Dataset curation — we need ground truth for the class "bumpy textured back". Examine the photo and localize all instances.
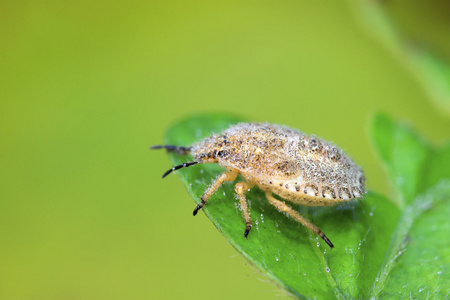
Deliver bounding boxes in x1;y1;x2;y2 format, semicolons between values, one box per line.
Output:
192;123;365;202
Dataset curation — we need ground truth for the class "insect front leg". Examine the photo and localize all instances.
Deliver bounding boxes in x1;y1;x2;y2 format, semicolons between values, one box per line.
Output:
193;169;239;216
234;181;255;238
265;192;334;248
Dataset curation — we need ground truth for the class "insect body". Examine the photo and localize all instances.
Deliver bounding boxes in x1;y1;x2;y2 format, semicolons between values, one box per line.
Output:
153;123;365;248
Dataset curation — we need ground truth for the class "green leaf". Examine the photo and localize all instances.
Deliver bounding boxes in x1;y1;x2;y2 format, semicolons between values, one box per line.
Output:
371;113;430;208
373;181;450;299
409;50;450;117
160;112;449;298
425;142;450;189
369;113;450;299
348;0;450;117
163;113;399;298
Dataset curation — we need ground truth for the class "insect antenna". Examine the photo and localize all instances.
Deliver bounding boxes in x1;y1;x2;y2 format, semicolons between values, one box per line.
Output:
162;161;199;178
151;145;192;155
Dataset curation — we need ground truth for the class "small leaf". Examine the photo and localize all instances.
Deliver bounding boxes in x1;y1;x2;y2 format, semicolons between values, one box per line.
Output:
409;50;450;117
371;113;430;208
373;181;450;299
368;114;450;298
162;113;399;298
349;0;450;117
425;143;450;189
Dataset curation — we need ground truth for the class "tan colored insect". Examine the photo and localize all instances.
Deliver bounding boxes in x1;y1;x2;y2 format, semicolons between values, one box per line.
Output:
153;123;365;248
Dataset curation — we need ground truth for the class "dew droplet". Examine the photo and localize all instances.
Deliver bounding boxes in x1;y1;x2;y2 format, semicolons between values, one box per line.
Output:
437;271;442;275
376;278;379;282
200;169;204;174
275;257;279;262
222;191;226;196
316;242;320;247
369;212;373;217
325;267;330;273
303;272;307;276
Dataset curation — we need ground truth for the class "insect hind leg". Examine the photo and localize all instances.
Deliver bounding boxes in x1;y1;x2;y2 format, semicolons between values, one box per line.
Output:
265;192;334;248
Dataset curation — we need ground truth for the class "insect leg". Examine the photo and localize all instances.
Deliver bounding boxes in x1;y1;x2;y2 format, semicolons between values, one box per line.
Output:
151;145;192;155
265;192;334;248
193;169;239;216
234;181;255;238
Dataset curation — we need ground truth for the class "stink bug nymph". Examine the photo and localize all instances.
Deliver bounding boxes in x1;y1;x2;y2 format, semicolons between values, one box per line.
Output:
153;123;366;248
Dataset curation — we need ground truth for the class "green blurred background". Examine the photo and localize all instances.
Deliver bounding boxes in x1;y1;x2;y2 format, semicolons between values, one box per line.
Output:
1;1;449;299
